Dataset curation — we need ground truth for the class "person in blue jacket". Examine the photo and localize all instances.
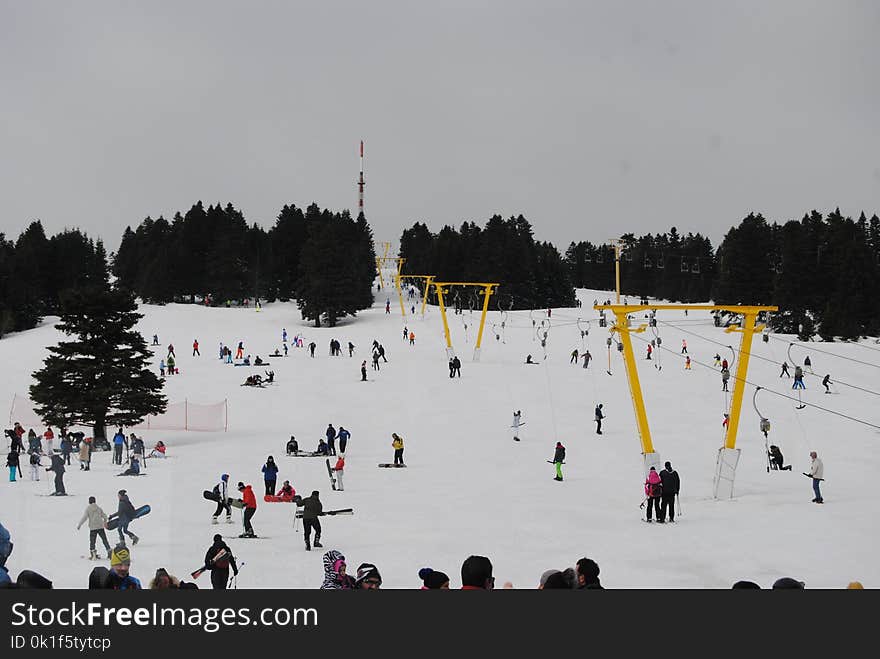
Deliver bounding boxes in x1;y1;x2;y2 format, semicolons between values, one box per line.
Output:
337;427;351;454
262;456;279;496
107;545;142;590
112;428;127;466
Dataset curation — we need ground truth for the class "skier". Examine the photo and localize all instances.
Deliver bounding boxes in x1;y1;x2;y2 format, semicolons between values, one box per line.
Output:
361;360;368;381
409;331;415;345
452;356;461;378
337;427;350;454
806;451;824;503
385;299;391;314
204;534;238;589
721;358;729;371
293;490;323;551
571;348;579;364
332;454;345;491
283;343;288;357
792;366;806;390
112;428;127;466
78;437;92;471
595;403;604;435
646;344;652;360
685;356;691;370
286;436;299;456
167;343;175;358
282;328;288;344
403;326;408;340
236;482;258;537
804;355;813;374
768;445;791;471
261;456;279;496
348;341;355;357
658;462;680;523
159;359;166;377
582;350;592;369
152;334;159;346
722;413;729;430
721;367;730;392
326;424;337;456
309;342;317;358
192;339;200;356
713;353;721;367
644;466;663;522
822;374;832;394
512;410;523;442
166;353;176;375
77;496;113;559
211;474;233;524
392;433;405;466
28;450;41;481
378;344;387;362
448;357;455;377
115;490;140;546
46;452;66;495
681;339;688;354
219;343;224;359
235;342;244;360
372;350;381;371
60;433;72;466
6;450;20;482
552;441;565;481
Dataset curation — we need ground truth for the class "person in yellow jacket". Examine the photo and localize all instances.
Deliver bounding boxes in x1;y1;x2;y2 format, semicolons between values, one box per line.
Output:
391;433;405;466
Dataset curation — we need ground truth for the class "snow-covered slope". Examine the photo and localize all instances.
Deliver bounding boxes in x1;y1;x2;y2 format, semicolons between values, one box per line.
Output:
2;288;878;588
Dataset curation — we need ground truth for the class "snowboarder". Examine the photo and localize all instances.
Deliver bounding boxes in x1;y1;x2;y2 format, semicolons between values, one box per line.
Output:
721;367;730;392
451;356;461;377
768;445;791;471
211;474;233;524
385;299;391;314
822;374;832;393
326;424;337;456
204;534;238;589
552;441;565;481
595;404;605;435
571;348;579;364
361;360;368;381
806;451;824;503
658;462;680;523
78;496;113;559
409;331;415;345
236;482;258;537
283;343;288;357
282;328;288;344
262;456;279;496
378;344;387;362
391;433;405;466
293;490;323;550
448;357;455;377
159;359;166;377
28;450;41;481
115;490;140;546
309;342;317;358
713;353;721;367
286;436;299;456
372;351;381;371
646;344;652;360
166;353;176;375
152;334;159;346
337;427;350;454
60;433;72;466
793;366;806;390
685;356;691;370
512;410;524;442
192;339;200;356
46;452;66;495
348;341;355;357
167;343;175;358
106;545;142;590
804;355;813;374
681;339;688;354
721;358;729;371
582;350;592;369
235;342;244;360
403;326;408;340
644;467;663;522
332;455;345;491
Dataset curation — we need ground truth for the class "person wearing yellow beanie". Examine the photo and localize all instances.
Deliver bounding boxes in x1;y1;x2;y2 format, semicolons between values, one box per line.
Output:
847;581;864;589
108;545;141;590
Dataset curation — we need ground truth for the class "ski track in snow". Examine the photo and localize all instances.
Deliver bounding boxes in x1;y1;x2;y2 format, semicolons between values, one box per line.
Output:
1;289;878;589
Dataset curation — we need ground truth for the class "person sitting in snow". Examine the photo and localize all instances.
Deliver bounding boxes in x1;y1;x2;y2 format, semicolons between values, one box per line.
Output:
316;438;329;456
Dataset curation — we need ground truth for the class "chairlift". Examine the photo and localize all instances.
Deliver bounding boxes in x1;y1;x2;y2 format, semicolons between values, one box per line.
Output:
644;256;652;269
625;250;633;263
585;252;592;263
596;251;604;264
656;256;664;270
680;257;688;273
775;262;783;274
691;261;700;274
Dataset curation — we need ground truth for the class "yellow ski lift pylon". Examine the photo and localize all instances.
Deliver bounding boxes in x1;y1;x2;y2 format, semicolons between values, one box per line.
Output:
433;282;500;361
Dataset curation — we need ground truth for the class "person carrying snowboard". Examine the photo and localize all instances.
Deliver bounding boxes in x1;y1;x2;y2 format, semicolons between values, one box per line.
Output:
204;534;238;590
332;454;345;491
114;489;140;546
644;466;663;522
293;490;323;551
78;496;113;559
262;456;279;496
391;433;405;466
236;482;257;537
595;403;605;435
211;474;233;525
552;441;565;481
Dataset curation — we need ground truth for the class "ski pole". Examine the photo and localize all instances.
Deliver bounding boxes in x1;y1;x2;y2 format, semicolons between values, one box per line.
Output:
676;494;682;517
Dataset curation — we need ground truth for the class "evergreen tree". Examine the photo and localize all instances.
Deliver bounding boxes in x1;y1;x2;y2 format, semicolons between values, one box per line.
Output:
29;285;167;440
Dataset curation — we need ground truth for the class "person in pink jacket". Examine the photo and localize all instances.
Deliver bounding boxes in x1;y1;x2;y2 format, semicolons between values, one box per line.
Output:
644;466;663;522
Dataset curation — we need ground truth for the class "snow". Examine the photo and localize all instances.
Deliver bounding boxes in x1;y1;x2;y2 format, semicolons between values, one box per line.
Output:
2;288;878;589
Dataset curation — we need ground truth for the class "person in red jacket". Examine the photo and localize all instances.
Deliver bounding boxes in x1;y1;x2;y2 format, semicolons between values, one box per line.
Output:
192;339;200;356
333;455;345;491
236;482;257;538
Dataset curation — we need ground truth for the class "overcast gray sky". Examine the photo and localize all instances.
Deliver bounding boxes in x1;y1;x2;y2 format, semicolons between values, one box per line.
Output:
2;0;878;252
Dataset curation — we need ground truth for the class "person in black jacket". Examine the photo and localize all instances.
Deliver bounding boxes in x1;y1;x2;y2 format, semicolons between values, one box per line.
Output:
114;490;140;546
46;453;66;495
552;442;565;481
204;534;239;590
293;490;323;551
658;461;680;523
575;557;603;589
325;424;337;456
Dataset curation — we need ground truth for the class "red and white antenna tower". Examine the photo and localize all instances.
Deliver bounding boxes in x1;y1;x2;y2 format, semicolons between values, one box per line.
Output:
357;140;365;217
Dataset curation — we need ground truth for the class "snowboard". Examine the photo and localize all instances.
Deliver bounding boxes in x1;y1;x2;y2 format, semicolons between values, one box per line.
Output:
192;548;227;578
226;535;269;540
203;490;220;502
229;499;245;509
295;507;353;518
286;451;324;458
326;459;337;490
263;494;296;503
377;463;407;468
106;505;151;530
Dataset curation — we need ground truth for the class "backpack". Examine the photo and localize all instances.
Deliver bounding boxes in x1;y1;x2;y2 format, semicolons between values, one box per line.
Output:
649;481;663;497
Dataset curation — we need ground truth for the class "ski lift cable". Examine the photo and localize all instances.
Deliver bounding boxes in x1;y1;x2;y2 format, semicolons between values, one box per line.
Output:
661;320;880;397
629;332;880;431
774;335;880;370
